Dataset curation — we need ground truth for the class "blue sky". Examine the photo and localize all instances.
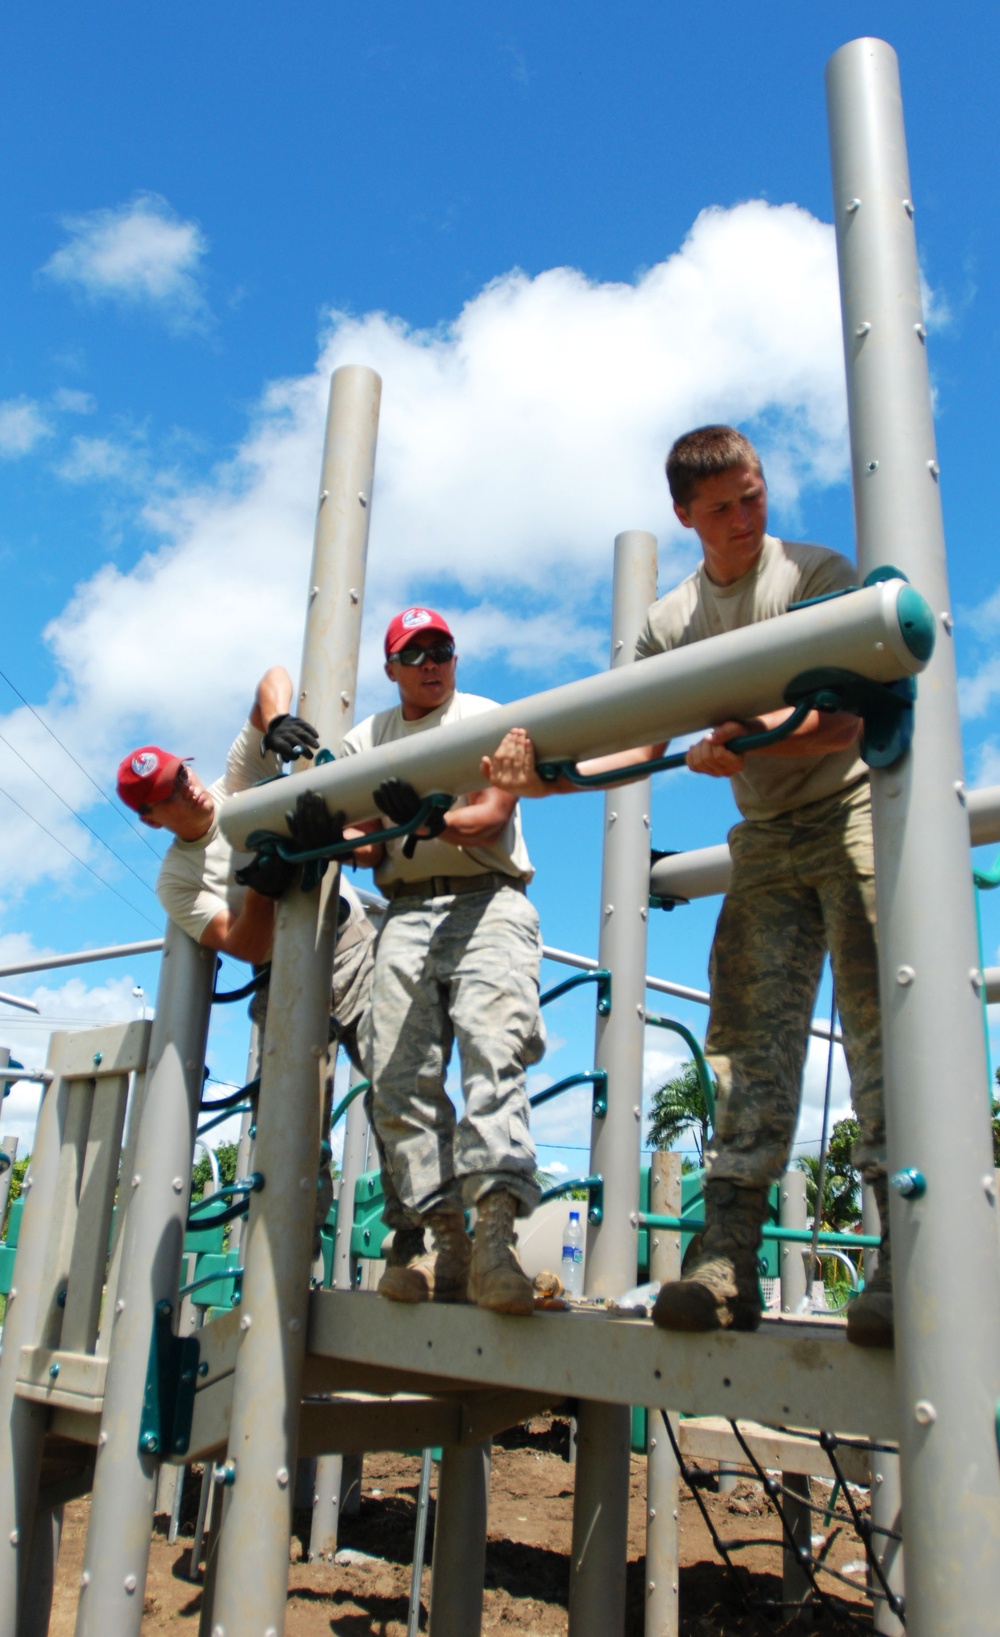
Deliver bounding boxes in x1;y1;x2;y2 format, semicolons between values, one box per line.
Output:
2;3;1000;1171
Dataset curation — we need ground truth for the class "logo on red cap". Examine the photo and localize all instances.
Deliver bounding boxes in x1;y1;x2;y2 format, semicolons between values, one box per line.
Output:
116;745;187;812
384;606;454;657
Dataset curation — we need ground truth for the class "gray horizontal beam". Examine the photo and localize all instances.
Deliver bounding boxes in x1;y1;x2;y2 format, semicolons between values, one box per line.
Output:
984;967;1000;1006
306;1289;898;1444
969;783;1000;847
0;940;164;980
222;581;929;847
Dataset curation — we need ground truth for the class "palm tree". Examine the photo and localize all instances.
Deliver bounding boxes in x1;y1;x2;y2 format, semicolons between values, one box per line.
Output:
647;1060;710;1166
796;1116;861;1232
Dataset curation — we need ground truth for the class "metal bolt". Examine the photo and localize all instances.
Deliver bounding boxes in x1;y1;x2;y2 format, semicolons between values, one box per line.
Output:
80;1570;90;1587
288;1316;301;1333
98;1431;108;1447
942;612;955;634
902;197;914;216
846;197;861;213
984;1175;997;1204
954;778;966;803
639;906;648;922
891;1167;926;1199
927;459;940;477
970;968;984;994
866;460;879;473
914;1400;936;1425
340;691;350;706
93;1051;103;1066
914;322;927;340
648;1581;656;1592
9;1531;19;1546
896;965;915;986
608;809;617;824
855;321;871;336
239;1314;252;1331
198;1361;209;1377
140;1432;158;1453
49;1362;60;1379
124;1574;137;1593
115;1299;125;1314
604;903;614;916
172;1177;183;1193
132;1173;141;1188
276;1466;290;1488
349;586;359;603
358;492;368;507
212;1627;225;1637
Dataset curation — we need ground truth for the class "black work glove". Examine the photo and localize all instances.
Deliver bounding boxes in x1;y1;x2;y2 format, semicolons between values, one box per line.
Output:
261;713;320;763
234;850;297;899
373;778;451;858
285;790;347;855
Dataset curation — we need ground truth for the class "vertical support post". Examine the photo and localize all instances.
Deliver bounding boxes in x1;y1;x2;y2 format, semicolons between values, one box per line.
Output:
210;364;381;1637
74;926;215;1637
408;1448;434;1637
863;1183;905;1635
569;528;657;1637
779;1167;807;1313
0;1135;18;1233
228;1020;260;1257
428;1442;491;1637
645;1151;680;1637
827;39;1000;1634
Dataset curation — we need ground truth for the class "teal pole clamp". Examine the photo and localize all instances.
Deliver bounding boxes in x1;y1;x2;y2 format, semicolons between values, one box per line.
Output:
186;1172;265;1232
890;1167;926;1199
538;1173;604;1224
540;968;611;1017
1;1056;24;1096
245;790;455;892
330;1079;370;1129
139;1298;201;1459
530;1069;608;1119
534;706;812;793
643;1012;716;1130
782;667;916;770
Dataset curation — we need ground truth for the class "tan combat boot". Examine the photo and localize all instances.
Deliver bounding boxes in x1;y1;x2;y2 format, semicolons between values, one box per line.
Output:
652;1179;770;1332
468;1189;535;1316
377;1210;470;1304
846;1175;893;1348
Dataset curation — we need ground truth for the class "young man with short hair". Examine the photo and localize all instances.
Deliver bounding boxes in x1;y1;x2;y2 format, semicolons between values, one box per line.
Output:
341;608;544;1316
485;426;891;1346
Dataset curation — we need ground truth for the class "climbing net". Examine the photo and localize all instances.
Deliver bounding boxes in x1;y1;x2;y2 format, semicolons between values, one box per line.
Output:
659;1410;904;1631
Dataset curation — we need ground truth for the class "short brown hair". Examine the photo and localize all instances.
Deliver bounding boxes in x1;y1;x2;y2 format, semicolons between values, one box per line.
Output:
665;425;764;508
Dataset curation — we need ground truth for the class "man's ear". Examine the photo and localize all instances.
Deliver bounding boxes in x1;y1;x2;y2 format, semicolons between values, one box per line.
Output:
673;501;694;531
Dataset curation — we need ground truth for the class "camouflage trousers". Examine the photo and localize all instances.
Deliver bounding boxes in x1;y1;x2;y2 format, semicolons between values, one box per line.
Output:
705;779;884;1189
366;884;545;1222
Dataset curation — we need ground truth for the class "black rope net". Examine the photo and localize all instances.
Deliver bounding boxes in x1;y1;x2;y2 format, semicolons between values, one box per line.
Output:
658;1410;904;1631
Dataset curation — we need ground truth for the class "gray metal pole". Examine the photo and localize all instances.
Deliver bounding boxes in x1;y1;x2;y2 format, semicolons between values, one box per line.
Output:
0;940;164;980
827;38;1000;1635
645;1151;680;1637
210;363;381;1637
779;1168;808;1313
408;1448;434;1637
428;1442;491;1637
863;1184;904;1635
309;1066;370;1560
73;925;215;1637
228;1021;260;1258
222;577;931;848
569;529;657;1637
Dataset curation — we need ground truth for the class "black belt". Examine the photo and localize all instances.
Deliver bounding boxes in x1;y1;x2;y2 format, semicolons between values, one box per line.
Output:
381;871;526;902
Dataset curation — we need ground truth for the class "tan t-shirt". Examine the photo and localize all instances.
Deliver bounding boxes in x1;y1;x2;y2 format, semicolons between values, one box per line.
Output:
635;534;868;821
341;691;534;888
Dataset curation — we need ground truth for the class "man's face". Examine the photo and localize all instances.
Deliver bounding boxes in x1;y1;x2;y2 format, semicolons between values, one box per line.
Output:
673;463;768;587
385;631;458;720
139;765;214;839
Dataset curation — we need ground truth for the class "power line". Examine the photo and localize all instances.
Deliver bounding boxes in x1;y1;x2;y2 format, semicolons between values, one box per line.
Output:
0;665;162;858
0;781;161;931
0;730;161;901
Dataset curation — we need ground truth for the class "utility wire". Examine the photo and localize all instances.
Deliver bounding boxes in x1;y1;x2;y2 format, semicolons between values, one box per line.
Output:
0;730;160;901
0;781;161;931
0;665;162;858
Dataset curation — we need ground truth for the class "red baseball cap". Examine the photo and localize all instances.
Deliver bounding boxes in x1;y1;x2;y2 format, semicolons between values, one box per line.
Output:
116;746;188;812
384;606;454;658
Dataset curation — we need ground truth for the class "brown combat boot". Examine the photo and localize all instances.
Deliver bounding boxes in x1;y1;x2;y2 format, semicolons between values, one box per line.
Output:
846;1175;893;1348
468;1189;535;1316
652;1180;770;1332
377;1210;471;1304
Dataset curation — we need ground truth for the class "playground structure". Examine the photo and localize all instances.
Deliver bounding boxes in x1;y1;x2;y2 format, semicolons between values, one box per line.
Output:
0;34;998;1637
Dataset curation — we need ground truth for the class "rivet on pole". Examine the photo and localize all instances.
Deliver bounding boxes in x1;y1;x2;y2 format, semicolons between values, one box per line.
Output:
896;965;915;986
846;197;861;213
902;198;914;217
855;321;871;337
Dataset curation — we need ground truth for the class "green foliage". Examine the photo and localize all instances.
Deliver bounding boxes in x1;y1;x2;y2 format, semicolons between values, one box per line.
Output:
796;1116;862;1234
3;1156;29;1237
192;1141;239;1199
647;1060;709;1165
535;1169;591;1201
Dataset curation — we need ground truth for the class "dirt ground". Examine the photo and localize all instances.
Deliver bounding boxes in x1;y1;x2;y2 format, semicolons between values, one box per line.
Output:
47;1418;874;1635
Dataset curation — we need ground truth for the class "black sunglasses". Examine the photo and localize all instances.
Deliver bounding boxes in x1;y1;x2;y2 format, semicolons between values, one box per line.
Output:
393;640;456;668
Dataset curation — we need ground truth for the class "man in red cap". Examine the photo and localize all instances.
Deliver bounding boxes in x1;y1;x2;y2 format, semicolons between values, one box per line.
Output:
116;666;375;1071
340;607;544;1316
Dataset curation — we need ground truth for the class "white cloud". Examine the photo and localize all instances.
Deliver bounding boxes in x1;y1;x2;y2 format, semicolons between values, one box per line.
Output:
0;398;52;460
52;388;97;415
42;194;210;330
1;198;853;904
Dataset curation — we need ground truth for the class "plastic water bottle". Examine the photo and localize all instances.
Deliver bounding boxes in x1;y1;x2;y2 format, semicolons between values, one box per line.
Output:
560;1209;584;1297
